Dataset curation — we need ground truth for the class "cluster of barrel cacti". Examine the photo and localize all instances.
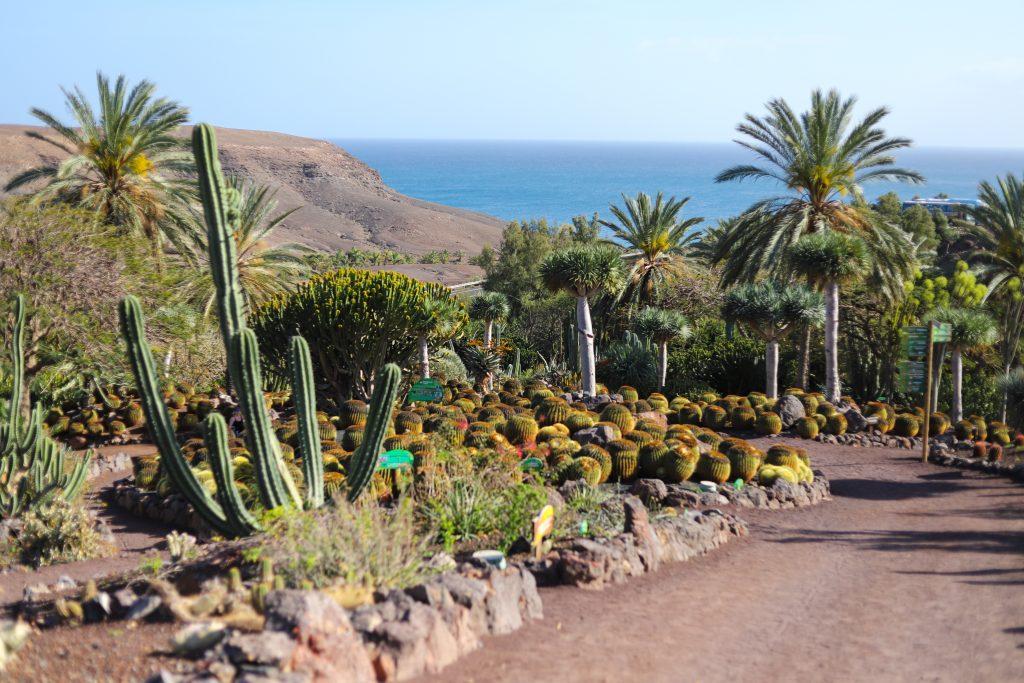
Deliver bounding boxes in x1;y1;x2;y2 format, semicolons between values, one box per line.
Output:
1;295;91;519
43;382;151;449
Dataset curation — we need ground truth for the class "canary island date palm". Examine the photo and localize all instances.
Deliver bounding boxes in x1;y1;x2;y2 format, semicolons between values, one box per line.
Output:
540;245;624;396
177;176;310;317
712;89;921;299
633;307;690;391
599;192;702;306
721;282;824;399
419;295;468;378
787;232;868;402
4;73;195;261
926;307;996;423
961;173;1024;420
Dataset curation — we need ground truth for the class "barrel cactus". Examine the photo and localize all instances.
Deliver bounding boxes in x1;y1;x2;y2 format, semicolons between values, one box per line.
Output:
794;416;819;439
893;414;920;438
618;385;639;402
702;405;729;430
674;403;702;425
578;444;612;483
575;456;603;487
726;445;762;482
638;442;670;478
535;398;573;427
953;420;974;440
662;446;699;483
607;440;639;482
731;407;756;430
758;464;798;485
755;412;783;435
825;413;848;436
503;414;540;446
765;444;801;471
600;403;636;434
695;452;731;484
929;412;951;436
395;411;423;435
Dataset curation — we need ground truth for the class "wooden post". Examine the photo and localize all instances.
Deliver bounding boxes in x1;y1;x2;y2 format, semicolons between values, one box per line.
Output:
921;321;935;463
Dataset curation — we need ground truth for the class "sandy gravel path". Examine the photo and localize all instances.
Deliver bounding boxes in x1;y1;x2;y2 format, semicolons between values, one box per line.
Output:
423;438;1024;683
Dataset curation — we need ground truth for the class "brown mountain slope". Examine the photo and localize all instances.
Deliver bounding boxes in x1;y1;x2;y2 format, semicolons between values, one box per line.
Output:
0;124;504;260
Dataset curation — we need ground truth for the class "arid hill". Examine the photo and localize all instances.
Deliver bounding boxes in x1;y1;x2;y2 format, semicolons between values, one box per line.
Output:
0;125;503;273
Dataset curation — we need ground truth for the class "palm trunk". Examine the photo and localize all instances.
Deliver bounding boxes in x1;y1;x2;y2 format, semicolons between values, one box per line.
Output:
576;295;596;397
824;281;841;403
419;336;430;379
798;324;811;390
951;347;963;423
658;341;668;391
766;340;779;399
483;321;493;348
1002;361;1011;423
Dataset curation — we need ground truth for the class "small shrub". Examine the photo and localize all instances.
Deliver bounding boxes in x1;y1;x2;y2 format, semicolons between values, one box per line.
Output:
10;500;113;569
261;498;436;591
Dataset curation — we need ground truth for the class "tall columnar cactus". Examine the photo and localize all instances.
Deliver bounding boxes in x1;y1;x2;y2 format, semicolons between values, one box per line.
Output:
1;295;91;518
119;124;399;536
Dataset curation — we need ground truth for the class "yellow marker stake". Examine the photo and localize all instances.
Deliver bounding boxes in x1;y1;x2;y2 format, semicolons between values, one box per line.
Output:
922;321;935;463
532;504;554;560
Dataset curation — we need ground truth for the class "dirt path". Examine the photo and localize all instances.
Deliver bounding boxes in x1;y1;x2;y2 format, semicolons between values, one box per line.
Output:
0;448;171;608
423;438;1024;683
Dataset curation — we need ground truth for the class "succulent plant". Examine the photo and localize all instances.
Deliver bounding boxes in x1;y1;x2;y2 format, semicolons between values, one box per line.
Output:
695;452;731;484
765;444;800;471
825;413;848;435
702;405;729;430
757;464;798;484
674;404;702;425
726;445;762;482
755;412;783;435
928;412;951;437
600;403;636;434
794;416;819;439
893;414;920;437
730;407;756;430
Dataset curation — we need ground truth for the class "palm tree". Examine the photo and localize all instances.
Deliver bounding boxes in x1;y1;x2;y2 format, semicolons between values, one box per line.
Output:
469;292;510;348
176;177;310;316
926;307;997;423
539;245;624;396
5;73;195;260
712;89;921;299
788;232;868;402
722;281;824;399
599;192;702;306
634;307;690;391
962;173;1024;420
419;296;467;379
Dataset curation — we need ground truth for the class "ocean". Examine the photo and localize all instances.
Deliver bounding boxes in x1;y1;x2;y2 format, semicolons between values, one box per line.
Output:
337;139;1024;225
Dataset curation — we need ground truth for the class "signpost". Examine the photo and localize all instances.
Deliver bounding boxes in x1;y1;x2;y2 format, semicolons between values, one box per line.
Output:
377;449;413;470
901;322;951;463
519;457;544;472
407;377;443;403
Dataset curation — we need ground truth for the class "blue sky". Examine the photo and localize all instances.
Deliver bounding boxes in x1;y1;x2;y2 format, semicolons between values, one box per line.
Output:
2;0;1022;147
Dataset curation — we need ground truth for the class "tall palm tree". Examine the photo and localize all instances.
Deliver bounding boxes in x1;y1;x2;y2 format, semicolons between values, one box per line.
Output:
926;307;997;423
722;281;824;399
712;89;922;300
419;295;467;379
788;232;868;402
176;176;310;316
599;192;702;306
962;173;1024;420
540;245;624;396
469;292;510;348
634;307;690;391
5;73;195;260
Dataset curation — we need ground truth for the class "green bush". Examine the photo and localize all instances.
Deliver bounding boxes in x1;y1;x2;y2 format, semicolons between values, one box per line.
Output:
665;319;765;396
251;269;465;400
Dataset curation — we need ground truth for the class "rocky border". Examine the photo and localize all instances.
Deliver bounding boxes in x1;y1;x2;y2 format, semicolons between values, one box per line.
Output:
625;473;831;511
525;496;746;590
815;432;922;449
110;479;214;537
87;451;133;479
927;444;1024;483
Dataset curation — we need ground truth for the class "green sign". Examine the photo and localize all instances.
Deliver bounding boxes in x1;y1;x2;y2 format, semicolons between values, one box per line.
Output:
902;338;928;358
897;360;926;392
905;325;929;341
519;457;544;471
378;449;413;470
407;378;443;403
932;322;952;343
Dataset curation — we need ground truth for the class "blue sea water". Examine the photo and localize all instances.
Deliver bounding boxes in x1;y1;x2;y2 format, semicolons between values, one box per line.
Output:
336;139;1024;225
